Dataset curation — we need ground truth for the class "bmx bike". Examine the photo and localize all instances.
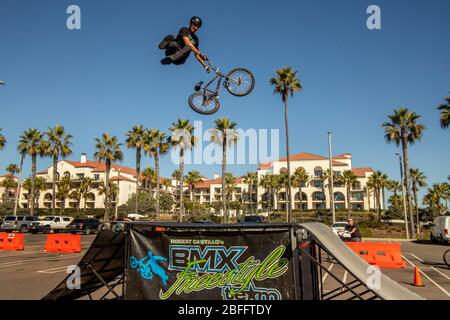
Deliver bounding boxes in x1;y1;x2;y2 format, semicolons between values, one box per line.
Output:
188;60;255;115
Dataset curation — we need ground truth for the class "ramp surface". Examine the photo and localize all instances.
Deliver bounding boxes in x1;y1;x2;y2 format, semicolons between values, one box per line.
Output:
299;222;423;300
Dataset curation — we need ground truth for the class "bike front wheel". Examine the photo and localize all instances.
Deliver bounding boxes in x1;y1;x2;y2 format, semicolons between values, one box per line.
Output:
188;92;220;115
225;68;255;97
130;256;138;269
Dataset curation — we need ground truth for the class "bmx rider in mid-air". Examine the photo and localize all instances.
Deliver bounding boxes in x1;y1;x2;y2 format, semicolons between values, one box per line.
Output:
158;16;210;72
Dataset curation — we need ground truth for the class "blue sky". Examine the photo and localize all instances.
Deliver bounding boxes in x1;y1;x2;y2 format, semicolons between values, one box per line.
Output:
0;0;449;202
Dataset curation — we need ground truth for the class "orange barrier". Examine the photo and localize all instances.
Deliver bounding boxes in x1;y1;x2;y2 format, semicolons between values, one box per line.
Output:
414;266;425;287
44;234;81;253
0;233;25;251
346;242;406;268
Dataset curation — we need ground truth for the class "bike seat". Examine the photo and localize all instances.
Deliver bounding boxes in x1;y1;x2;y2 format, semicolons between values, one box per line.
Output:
194;81;204;91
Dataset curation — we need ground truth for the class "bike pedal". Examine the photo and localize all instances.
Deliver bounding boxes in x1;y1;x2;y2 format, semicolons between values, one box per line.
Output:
194;81;204;91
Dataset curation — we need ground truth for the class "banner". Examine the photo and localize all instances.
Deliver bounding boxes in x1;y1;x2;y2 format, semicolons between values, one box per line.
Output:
126;225;296;300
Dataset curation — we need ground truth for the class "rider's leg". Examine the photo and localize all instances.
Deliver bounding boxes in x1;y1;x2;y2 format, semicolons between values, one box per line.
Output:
158;35;175;50
161;45;191;65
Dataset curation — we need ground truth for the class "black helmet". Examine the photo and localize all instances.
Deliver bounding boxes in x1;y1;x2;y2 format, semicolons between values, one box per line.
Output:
190;16;202;27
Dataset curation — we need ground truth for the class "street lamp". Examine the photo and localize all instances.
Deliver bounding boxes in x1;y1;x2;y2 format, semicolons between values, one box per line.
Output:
396;153;410;240
328;132;336;223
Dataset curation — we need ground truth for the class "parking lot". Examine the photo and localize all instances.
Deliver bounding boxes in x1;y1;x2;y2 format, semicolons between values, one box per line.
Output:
0;234;449;300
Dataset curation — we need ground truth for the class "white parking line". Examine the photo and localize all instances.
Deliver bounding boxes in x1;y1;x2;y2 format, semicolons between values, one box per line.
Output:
0;254;81;268
408;253;450;281
37;266;69;274
322;263;334;283
402;255;450;298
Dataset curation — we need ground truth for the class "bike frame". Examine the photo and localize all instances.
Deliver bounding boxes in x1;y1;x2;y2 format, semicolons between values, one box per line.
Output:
200;61;241;99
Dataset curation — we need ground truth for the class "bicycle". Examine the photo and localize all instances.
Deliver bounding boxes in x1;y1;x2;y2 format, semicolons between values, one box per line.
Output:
188;60;255;115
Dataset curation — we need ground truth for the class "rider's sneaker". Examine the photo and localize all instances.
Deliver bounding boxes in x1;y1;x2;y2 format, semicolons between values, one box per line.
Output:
158;35;174;50
160;57;173;65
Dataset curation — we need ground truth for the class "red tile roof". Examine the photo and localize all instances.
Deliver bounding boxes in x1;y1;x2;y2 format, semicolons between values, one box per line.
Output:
258;162;273;170
194;176;243;189
0;173;17;179
279;152;327;161
110;175;135;183
352;167;373;177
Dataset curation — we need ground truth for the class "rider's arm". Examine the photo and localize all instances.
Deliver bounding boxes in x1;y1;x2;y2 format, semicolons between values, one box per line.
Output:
182;36;206;67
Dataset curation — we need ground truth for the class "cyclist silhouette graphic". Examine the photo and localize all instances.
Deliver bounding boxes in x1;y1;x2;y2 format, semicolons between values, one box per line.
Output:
130;250;169;285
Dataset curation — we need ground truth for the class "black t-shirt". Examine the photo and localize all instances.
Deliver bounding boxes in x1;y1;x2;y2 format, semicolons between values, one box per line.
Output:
345;224;361;238
176;27;199;48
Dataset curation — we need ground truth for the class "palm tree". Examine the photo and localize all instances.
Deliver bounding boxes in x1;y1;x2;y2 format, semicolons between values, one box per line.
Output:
270;67;302;223
423;183;450;215
0;129;6;150
387;180;401;197
125;125;145;214
18;129;49;215
409;168;427;234
243;172;257;214
142;167;156;197
56;175;71;214
185;170;202;215
46;125;73;214
338;170;358;219
80;177;93;212
368;171;389;221
210;117;239;223
0;176;17;203
13;147;27;216
259;174;274;215
3;164;20;203
94;133;123;221
6;164;19;177
69;188;82;214
34;176;47;211
21;178;32;209
291;167;309;220
271;174;283;211
144;129;170;217
169;119;197;222
225;173;237;218
438;91;450;129
383;108;425;237
162;179;172;192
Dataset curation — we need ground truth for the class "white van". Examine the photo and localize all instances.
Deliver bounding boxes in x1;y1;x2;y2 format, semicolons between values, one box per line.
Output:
431;216;450;243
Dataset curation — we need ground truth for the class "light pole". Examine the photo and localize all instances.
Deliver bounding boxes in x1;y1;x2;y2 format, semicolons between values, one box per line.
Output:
115;169;121;219
328;132;336;224
396;153;410;240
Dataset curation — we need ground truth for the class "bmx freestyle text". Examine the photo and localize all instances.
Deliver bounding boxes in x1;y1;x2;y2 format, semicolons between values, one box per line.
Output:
177;304;272;317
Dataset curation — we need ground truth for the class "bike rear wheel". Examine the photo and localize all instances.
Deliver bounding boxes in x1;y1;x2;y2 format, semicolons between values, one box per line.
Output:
188;92;220;115
443;249;450;268
225;68;255;97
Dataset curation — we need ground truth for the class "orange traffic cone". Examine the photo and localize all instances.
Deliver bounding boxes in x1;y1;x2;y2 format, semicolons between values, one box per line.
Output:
413;266;425;287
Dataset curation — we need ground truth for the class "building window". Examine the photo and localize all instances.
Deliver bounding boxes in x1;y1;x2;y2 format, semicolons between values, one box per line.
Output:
94;174;100;181
313;180;324;188
314;167;323;179
334;192;345;202
312;192;325;201
76;173;85;180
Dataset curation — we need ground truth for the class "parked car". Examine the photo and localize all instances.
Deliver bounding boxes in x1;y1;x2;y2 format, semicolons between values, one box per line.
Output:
430;216;450;243
0;215;39;233
331;222;349;235
66;218;101;235
30;216;73;234
239;215;266;223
